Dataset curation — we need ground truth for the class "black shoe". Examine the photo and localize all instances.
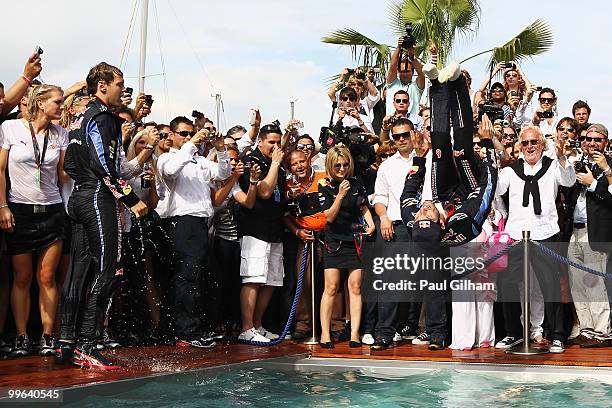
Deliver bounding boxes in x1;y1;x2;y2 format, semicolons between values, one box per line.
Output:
370;338;392;351
319;341;335;349
73;343;121;370
10;335;30;357
38;334;56;356
428;339;445;350
399;325;418;340
349;341;362;348
55;340;75;364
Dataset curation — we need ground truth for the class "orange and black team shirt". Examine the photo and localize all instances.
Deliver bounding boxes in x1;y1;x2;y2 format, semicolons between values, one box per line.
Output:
284;170;327;231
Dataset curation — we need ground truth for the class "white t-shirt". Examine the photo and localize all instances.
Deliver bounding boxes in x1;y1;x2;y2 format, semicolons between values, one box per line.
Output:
386;79;423;117
0;119;68;205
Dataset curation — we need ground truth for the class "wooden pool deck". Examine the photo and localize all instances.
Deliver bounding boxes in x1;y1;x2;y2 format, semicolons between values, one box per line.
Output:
1;340;610;394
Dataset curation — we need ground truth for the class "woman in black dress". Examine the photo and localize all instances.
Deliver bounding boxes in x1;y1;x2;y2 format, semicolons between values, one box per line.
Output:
318;146;375;348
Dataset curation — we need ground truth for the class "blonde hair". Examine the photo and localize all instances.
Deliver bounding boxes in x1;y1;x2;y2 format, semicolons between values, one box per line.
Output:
60;94;94;128
325;145;354;181
25;84;63;121
126;130;152;162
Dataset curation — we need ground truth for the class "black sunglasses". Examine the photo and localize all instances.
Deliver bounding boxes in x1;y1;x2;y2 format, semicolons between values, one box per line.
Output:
503;132;517;139
378;153;392;159
159;132;168;140
391;131;411;141
176;130;197;137
333;163;350;169
539;97;555;104
394;98;409;104
557;126;575;133
473;141;482;147
585;136;606;143
296;143;314;151
341;96;357;102
520;139;540;147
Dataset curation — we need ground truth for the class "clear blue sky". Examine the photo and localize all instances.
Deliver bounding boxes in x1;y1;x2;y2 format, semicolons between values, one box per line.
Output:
2;0;610;136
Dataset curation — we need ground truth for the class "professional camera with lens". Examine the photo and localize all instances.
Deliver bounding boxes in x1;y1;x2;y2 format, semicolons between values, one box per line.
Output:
477;103;505;124
401;23;416;49
537;110;554;119
192;110;205;120
319;125;369;152
574;158;589;173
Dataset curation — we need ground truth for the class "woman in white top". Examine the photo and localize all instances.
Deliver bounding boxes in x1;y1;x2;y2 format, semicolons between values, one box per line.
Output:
0;84;69;356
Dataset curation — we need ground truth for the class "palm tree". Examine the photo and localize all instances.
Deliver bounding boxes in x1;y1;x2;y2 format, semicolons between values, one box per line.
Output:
321;0;552;84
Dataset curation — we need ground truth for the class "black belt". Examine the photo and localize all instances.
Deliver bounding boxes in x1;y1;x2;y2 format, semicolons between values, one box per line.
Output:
9;202;64;214
574;223;586;230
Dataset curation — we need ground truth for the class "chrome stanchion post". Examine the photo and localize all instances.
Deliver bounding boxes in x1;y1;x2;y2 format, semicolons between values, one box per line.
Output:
300;241;320;345
507;230;548;355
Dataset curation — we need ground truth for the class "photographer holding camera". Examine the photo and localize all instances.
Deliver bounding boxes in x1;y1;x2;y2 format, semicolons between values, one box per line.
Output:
386;33;425;117
335;87;374;134
379;90;423;142
328;68;380;119
530;88;558;136
559;123;612;347
157;116;230;349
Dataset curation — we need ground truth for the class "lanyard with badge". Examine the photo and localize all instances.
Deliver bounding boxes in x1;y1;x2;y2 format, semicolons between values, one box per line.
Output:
28;121;49;189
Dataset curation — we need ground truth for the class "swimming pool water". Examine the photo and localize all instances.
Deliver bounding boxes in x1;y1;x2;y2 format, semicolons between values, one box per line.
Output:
68;366;612;407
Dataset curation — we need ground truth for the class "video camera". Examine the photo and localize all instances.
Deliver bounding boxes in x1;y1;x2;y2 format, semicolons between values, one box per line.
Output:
477;103;505;124
319;125;369;153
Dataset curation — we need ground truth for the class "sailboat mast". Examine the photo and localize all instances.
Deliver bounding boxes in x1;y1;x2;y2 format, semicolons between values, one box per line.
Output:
139;0;149;93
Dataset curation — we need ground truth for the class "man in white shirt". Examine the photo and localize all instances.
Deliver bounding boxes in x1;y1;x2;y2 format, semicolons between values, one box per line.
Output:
379;90;423;142
367;117;432;349
494;126;575;353
385;36;425;117
157;116;231;348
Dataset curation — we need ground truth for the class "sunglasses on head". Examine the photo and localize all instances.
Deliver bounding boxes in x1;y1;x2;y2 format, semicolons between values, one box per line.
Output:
333;163;350;169
341;96;357;102
394;98;409;104
520;139;540;147
558;126;575;133
176;130;197;137
391;131;411;141
539;97;554;104
296;143;314;151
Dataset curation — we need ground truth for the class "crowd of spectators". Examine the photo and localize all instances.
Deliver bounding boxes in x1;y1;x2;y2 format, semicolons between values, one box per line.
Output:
1;37;611;368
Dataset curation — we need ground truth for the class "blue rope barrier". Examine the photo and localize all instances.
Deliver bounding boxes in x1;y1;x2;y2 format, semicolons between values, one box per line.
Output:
531;240;612;281
449;240;521;281
226;242;309;346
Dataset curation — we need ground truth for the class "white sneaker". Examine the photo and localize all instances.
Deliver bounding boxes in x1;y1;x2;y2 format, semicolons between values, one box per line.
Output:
438;61;461;83
549;340;565;354
256;327;279;340
412;332;431;345
362;334;375;345
494;336;523;349
393;332;403;342
423;62;439;80
238;328;270;343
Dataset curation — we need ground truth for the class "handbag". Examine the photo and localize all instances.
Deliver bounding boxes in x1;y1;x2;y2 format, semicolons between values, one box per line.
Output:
483;216;513;273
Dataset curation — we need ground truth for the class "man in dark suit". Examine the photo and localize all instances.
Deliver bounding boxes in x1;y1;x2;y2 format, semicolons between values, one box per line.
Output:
561;123;612;347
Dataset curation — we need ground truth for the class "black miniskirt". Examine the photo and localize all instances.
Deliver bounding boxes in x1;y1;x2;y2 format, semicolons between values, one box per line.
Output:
322;238;363;270
6;203;66;255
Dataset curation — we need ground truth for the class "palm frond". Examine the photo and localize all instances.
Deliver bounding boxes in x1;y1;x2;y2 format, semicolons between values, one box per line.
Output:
386;0;406;36
321;29;391;86
488;19;553;70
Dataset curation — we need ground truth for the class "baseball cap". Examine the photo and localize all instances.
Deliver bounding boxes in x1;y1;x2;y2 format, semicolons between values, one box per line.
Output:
586;123;608;139
412;219;442;243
